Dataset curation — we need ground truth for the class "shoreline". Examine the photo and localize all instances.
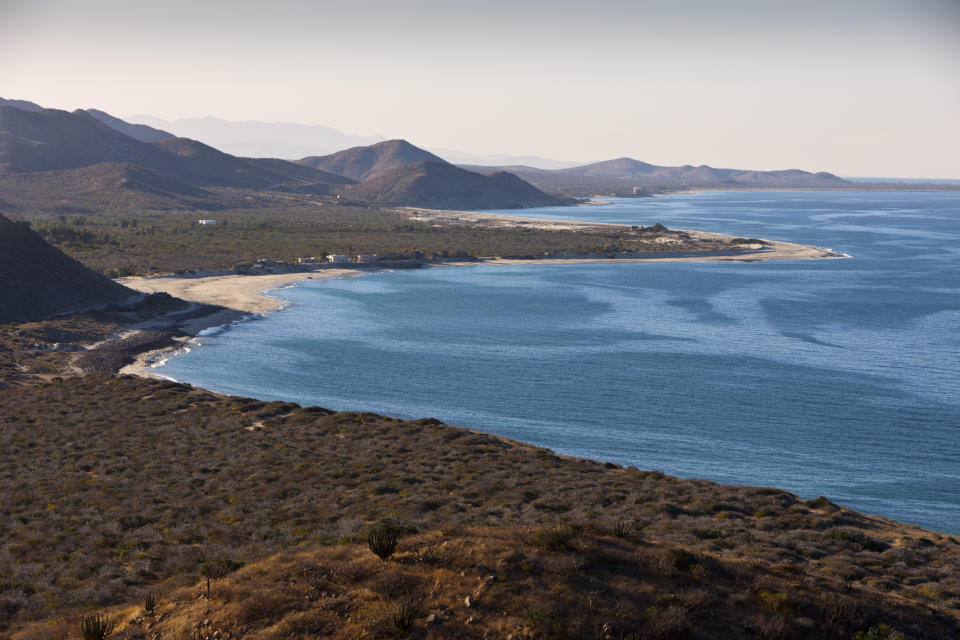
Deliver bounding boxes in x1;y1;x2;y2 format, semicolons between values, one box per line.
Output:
119;240;844;317
116;239;843;379
114;205;845;379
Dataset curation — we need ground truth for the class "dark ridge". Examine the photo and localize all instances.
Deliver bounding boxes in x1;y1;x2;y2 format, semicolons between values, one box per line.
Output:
82;108;176;143
0;106;353;192
0;213;137;323
0;96;43;112
342;160;574;209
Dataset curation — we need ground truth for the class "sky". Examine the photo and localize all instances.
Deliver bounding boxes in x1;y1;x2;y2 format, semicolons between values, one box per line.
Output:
2;0;959;178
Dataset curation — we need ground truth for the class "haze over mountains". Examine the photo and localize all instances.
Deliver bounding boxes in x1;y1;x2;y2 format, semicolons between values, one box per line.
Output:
460;158;851;194
126;113;584;169
1;96;952;217
130;114;388;161
0;101;570;210
0;105;353;193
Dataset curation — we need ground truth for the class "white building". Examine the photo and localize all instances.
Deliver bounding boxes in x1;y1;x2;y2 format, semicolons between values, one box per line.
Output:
197;219;217;225
327;254;349;264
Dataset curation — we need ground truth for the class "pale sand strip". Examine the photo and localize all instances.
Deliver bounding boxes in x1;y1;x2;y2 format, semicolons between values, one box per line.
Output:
118;268;361;314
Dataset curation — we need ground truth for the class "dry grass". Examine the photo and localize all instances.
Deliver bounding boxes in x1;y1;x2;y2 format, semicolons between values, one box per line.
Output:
11;525;959;640
0;374;958;638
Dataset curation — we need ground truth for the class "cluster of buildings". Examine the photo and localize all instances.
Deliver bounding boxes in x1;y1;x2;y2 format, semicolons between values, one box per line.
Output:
242;254;386;273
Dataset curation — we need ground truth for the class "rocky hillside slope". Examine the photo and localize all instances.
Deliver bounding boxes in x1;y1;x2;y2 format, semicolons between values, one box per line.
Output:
0;213;137;323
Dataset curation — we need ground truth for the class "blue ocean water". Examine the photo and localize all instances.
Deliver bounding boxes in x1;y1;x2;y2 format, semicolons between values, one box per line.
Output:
157;191;960;534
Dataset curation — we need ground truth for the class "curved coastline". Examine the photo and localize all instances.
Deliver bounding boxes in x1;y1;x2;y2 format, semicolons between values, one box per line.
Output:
116;215;844;379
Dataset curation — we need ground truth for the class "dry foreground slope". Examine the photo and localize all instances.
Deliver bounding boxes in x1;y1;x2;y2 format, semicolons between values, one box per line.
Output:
0;374;958;639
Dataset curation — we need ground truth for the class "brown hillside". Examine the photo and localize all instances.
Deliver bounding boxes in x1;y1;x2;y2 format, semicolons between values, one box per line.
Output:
343;160;574;209
298;138;446;181
0;106;352;192
0;374;957;638
0;213;137;323
0;162;223;213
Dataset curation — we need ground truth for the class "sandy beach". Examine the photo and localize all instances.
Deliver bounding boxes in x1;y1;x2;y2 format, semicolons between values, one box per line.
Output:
118;268;362;314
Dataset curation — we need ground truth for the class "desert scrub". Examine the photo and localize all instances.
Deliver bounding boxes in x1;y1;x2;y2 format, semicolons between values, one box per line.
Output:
613;519;634;538
527;523;580;551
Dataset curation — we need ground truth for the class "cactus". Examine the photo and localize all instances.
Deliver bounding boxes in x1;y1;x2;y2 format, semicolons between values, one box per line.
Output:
79;613;115;640
367;524;400;560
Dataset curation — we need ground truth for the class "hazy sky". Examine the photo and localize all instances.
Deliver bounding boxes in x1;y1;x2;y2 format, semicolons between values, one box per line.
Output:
2;0;959;177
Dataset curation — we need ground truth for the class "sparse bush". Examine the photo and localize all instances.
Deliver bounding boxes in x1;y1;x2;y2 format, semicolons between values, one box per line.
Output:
613;519;633;538
528;523;579;551
665;547;697;572
393;603;416;632
853;623;908;640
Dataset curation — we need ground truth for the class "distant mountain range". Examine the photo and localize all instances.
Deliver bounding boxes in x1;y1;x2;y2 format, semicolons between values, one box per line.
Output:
0;101;569;210
295;140;572;208
459;158;851;194
0;213;137;323
128;114;388;161
124;113;584;169
1;96;954;216
0;105;353;193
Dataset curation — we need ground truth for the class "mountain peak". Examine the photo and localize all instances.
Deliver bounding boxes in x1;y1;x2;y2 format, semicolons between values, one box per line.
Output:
297;139;446;181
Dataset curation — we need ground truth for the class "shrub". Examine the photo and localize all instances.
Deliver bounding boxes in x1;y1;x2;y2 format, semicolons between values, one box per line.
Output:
528;523;579;551
367;524;400;560
804;496;835;510
613;519;633;538
79;613;115;640
666;547;697;572
853;623;907;640
393;603;416;631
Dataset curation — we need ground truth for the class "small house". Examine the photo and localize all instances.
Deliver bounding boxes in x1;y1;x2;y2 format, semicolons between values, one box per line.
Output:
327;254;349;264
355;254;377;264
197;219;217;225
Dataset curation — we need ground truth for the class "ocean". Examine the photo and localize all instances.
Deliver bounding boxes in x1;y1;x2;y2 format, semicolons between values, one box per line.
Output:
155;191;960;534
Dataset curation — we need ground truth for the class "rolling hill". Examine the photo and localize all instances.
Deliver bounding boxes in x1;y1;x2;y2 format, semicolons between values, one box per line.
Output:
298;138;447;181
342;160;575;209
0;105;354;193
461;157;851;194
0;213;137;323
